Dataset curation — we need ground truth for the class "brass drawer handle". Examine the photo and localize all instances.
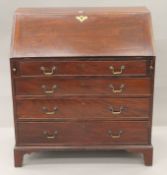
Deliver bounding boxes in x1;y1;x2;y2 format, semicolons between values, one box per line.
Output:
43;130;58;139
108;130;123;139
109;84;125;93
42;106;58;115
109;106;123;115
40;66;56;76
109;65;125;75
41;85;57;95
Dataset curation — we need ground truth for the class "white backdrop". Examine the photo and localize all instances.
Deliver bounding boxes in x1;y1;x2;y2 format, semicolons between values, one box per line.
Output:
0;0;166;127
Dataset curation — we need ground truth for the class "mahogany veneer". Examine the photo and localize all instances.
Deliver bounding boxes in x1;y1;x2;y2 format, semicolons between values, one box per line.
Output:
10;7;155;167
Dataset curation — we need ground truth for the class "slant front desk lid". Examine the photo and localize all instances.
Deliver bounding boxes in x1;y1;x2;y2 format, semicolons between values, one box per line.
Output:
11;7;155;58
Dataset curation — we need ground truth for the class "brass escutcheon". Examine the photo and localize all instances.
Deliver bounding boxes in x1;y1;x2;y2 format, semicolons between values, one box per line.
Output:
76;15;88;23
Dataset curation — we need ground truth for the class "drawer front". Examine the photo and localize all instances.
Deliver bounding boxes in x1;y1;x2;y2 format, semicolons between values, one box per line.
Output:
15;78;152;97
16;98;150;120
18;60;148;76
17;121;149;145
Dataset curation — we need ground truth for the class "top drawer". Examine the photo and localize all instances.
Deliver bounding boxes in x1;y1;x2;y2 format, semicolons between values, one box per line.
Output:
14;60;149;77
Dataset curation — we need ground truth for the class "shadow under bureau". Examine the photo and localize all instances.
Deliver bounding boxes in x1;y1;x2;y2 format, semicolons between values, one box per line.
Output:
10;7;155;167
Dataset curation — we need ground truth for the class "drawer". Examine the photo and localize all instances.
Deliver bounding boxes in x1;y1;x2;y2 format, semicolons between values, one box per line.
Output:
17;60;148;76
17;121;149;145
15;77;152;97
16;98;150;120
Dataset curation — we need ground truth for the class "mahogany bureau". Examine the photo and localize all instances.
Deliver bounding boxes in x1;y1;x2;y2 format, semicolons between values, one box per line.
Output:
10;7;155;167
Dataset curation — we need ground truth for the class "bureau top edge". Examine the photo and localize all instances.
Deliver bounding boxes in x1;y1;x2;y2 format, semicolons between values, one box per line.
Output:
15;7;150;15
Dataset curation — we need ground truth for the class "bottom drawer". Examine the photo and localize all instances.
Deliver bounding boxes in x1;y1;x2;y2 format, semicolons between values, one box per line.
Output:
17;121;149;146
